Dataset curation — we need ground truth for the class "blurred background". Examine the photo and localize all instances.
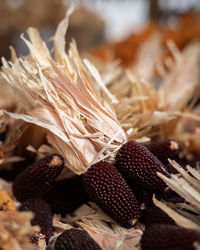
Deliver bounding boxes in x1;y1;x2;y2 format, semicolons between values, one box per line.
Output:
0;0;199;63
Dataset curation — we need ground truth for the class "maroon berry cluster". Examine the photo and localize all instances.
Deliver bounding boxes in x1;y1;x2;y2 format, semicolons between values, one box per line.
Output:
146;139;180;164
13;154;64;201
141;224;200;250
115;140;168;192
20;198;53;241
55;228;102;250
82;161;141;228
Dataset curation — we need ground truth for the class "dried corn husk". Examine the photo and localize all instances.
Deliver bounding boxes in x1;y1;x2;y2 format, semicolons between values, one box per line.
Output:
0;112;25;167
56;202;143;250
0;75;25;167
104;40;200;154
0;211;39;250
132;32;163;81
1;8;126;174
159;41;200;110
154;160;200;231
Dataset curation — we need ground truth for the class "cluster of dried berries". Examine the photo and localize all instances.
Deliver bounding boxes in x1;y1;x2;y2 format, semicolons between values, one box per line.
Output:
10;138;195;248
1;11;200;249
13;154;64;201
11;154;89;244
54;228;102;250
82;161;141;228
19;198;53;241
141;224;200;250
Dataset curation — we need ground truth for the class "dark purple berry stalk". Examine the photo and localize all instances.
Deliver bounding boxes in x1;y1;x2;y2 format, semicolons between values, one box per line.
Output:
82;161;141;228
20;198;53;241
140;206;175;227
55;228;102;250
146;139;180;164
141;224;200;250
115;140;168;192
13;154;64;201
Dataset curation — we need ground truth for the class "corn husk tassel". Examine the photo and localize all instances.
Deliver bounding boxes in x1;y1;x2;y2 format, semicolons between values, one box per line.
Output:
155;160;200;232
1;9;126;175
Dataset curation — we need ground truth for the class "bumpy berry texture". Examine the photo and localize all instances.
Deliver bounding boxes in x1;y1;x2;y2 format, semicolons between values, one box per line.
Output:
146;139;180;164
141;224;200;250
55;228;102;250
13;154;64;201
20;198;53;241
140;206;175;227
28;232;45;246
115;140;168;192
82;161;141;228
43;176;88;214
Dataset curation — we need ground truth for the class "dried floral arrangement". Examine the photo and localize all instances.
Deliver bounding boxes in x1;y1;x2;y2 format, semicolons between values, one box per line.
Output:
0;7;200;250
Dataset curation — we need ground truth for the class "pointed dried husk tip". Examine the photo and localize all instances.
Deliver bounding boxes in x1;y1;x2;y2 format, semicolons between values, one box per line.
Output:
155;160;200;232
1;8;126;175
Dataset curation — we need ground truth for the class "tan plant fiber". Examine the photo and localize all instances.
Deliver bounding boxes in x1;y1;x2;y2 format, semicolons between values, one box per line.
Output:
155;160;200;232
0;211;39;250
1;8;126;174
55;202;143;250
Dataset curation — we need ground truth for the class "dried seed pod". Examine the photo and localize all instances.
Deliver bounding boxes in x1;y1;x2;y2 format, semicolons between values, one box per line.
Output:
82;161;141;228
0;189;16;211
43;176;88;214
13;154;64;201
141;224;200;250
20;198;53;241
140;206;175;227
146;139;179;164
115;140;168;192
55;228;102;250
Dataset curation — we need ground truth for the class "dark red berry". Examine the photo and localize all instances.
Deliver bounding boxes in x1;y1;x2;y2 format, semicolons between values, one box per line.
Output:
146;139;180;164
141;224;200;250
28;232;45;245
140;206;175;227
43;176;88;214
115;140;168;192
29;233;39;245
13;154;64;201
55;228;102;250
82;161;141;228
20;198;53;241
